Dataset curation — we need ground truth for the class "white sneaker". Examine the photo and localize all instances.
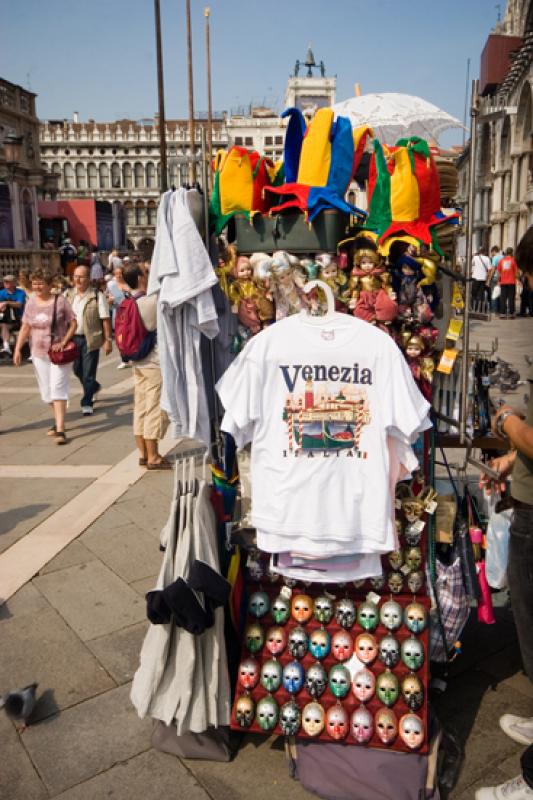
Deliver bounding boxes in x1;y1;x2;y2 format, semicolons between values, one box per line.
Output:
2;343;11;354
117;361;129;369
81;406;94;416
476;775;533;799
500;715;533;746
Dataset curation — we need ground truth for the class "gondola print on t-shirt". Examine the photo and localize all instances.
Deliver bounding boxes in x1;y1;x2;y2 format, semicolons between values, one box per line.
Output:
281;365;372;456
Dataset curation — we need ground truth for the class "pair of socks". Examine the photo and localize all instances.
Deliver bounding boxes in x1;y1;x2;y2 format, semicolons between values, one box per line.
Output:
146;560;230;635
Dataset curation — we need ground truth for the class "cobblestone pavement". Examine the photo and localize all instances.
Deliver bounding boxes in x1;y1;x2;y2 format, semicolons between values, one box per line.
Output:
0;316;531;799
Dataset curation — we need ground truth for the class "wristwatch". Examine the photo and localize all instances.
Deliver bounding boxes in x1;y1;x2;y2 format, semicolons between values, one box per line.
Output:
495;410;518;439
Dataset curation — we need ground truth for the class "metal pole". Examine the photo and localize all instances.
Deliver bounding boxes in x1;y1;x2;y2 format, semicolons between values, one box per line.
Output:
204;6;213;187
154;0;168;192
462;58;471;148
185;0;196;184
460;78;479;444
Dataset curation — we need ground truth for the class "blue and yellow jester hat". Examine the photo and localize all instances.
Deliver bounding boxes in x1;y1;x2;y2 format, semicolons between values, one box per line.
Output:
264;107;367;222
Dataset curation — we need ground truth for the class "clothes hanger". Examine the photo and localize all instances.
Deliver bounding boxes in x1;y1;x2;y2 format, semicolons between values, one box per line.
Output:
300;279;349;326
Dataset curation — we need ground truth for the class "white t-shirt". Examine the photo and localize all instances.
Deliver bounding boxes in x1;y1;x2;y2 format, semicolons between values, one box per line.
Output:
217;313;430;554
471;254;491;281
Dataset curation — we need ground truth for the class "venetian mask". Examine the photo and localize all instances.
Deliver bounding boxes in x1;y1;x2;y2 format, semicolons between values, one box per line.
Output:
248;591;270;619
309;628;331;660
352;668;376;703
404;547;422;571
245;622;265;655
401;637;425;671
288;626;309;659
401;673;424;711
351;706;374;744
357;601;379;632
234;694;255;728
380;600;403;631
279;700;301;736
326;704;349;741
238;657;260;690
334;598;356;629
375;708;398;745
328;664;350;699
256;695;279;731
404;523;422;546
291;593;314;624
407;571;424;593
402;498;425;523
265;625;287;656
387;572;404;594
376;670;399;707
283;660;305;694
370;575;386;591
313;595;334;624
305;662;328;699
399;713;425;750
271;594;291;625
404;602;428;634
331;630;353;662
378;635;401;668
388;549;404;570
302;702;325;737
355;633;378;665
395;519;403;538
260;659;283;692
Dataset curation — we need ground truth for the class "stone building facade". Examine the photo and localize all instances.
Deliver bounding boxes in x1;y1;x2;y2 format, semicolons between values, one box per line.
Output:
39;53;337;254
458;0;533;251
39;117;228;255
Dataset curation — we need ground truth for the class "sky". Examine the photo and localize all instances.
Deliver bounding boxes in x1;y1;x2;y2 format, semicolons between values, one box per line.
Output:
2;0;498;147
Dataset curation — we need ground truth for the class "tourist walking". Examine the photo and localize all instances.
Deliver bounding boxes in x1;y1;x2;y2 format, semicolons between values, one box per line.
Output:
498;247;519;318
65;265;112;416
471;247;491;308
121;264;170;469
13;269;77;444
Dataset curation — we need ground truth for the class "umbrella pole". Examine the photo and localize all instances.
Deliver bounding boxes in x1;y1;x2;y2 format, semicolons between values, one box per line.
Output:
460;78;479;444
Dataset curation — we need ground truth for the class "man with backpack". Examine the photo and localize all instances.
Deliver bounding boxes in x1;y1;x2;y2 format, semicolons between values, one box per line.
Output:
119;264;170;469
65;266;112;416
59;238;78;279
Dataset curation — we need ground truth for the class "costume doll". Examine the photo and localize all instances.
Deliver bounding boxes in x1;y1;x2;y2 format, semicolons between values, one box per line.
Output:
316;253;348;310
228;255;264;335
249;253;275;326
403;334;434;401
346;248;398;324
395;255;433;324
415;246;440;312
270;251;308;319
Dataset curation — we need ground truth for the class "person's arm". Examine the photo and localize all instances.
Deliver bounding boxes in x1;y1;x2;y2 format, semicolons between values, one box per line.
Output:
102;318;112;355
50;319;77;352
493;405;533;460
13;323;31;366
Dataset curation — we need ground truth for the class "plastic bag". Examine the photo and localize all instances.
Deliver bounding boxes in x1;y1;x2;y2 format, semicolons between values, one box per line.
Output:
491;283;501;300
485;506;512;589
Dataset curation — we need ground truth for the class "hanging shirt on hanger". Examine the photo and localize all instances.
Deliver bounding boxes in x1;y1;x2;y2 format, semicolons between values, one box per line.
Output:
217;313;430;555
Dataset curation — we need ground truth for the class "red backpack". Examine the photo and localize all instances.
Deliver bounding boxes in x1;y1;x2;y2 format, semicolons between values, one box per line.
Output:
114;293;156;361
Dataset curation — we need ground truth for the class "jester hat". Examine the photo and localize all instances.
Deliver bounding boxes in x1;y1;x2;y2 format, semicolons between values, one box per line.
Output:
209;146;282;235
365;136;458;248
264;107;366;222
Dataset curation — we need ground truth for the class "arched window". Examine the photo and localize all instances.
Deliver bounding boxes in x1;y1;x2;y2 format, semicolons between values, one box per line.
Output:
88;162;98;189
134;162;144;188
123;162;132;188
124;201;134;226
146;161;156;188
99;163;109;189
147;200;157;225
75;162;86;189
135;200;147;225
64;162;75;189
51;161;61;176
111;162;121;188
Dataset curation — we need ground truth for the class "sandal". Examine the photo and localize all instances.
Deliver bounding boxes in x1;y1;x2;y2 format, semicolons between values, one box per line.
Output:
146;458;173;471
139;457;147;466
47;425;57;437
55;431;67;445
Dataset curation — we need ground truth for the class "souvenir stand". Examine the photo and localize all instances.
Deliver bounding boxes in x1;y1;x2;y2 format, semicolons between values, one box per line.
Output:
206;105;461;799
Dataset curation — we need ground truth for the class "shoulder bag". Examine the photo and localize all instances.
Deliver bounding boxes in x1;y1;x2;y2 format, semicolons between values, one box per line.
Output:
48;295;79;365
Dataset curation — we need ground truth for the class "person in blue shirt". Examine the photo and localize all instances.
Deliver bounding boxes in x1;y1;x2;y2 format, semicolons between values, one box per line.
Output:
0;274;26;355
